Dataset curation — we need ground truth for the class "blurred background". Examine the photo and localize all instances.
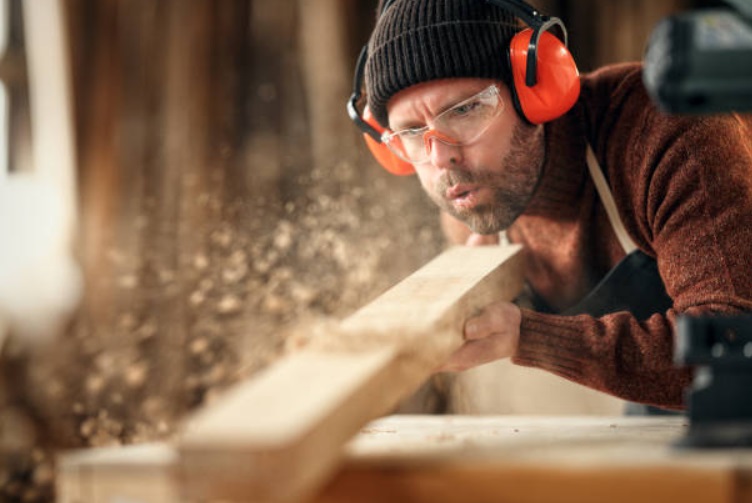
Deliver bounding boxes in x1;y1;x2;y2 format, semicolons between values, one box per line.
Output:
0;0;723;499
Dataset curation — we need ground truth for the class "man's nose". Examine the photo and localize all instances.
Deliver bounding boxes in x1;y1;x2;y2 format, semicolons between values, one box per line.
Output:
425;131;463;169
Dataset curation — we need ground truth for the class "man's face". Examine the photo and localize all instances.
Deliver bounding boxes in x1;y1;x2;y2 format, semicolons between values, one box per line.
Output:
386;78;545;234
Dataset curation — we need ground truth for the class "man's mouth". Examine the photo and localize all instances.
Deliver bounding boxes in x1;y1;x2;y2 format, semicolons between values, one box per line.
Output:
446;184;482;208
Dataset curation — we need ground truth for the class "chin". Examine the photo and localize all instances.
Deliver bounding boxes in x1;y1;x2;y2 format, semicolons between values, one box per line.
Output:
462;213;504;235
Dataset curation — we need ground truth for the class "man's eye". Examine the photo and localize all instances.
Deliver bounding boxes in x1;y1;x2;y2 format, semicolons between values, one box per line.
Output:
401;128;425;138
450;101;481;116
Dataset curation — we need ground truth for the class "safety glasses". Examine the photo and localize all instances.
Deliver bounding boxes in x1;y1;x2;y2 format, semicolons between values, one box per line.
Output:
381;84;505;164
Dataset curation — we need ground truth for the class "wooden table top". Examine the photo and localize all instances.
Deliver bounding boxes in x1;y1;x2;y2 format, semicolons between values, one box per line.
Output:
58;415;752;503
316;415;752;503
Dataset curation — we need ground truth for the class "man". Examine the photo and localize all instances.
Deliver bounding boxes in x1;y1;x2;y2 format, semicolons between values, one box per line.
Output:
352;0;752;411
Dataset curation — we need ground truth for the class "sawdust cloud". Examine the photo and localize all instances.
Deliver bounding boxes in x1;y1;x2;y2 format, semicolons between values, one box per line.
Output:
0;155;443;500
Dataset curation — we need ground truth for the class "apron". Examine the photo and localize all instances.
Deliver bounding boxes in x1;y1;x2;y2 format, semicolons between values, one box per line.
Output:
563;145;676;415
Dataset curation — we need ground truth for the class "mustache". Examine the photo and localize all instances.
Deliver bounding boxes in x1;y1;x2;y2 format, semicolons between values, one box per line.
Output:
435;169;496;195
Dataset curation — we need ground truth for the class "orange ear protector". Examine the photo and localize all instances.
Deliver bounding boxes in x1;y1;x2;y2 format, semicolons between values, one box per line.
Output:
347;49;417;176
346;0;580;176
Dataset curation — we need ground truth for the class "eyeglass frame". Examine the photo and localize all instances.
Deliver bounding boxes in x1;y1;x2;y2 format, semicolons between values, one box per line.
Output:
379;84;506;164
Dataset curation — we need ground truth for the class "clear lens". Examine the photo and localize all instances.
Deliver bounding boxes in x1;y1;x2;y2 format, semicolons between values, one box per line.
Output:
382;85;503;163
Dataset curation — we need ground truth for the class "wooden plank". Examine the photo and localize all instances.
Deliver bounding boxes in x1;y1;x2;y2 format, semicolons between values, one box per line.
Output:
57;443;178;503
177;244;524;502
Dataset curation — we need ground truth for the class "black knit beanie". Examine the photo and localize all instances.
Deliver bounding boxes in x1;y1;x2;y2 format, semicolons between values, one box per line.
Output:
365;0;520;128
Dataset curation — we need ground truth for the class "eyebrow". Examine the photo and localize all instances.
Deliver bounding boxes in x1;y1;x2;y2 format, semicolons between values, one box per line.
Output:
390;87;489;131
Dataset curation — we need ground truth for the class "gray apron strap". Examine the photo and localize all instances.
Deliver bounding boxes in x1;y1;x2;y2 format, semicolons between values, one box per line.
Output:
564;145;672;320
580;145;678;416
586;145;637;255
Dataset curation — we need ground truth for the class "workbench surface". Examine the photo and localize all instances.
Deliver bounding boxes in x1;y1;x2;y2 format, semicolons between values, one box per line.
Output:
58;415;752;503
323;415;752;503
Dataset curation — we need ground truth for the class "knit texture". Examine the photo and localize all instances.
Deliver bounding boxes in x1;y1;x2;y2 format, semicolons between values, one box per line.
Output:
366;0;519;127
507;62;752;409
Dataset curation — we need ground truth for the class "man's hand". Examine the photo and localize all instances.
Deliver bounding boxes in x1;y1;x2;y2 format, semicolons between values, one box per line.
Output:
437;301;521;372
437;210;514;372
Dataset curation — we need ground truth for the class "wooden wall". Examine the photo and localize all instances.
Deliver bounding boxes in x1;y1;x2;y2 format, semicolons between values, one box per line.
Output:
25;0;444;449
559;0;694;70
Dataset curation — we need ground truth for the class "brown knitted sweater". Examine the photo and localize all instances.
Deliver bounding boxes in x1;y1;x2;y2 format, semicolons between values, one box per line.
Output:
507;62;752;409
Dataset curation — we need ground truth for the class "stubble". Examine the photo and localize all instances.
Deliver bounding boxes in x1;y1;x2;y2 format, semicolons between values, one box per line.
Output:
432;121;545;234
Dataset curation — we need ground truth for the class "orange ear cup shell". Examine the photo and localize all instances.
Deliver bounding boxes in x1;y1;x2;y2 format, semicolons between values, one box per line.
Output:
509;28;580;124
363;108;416;176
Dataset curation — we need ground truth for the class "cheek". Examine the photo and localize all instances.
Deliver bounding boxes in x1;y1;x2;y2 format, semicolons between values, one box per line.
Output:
473;120;517;171
413;165;437;193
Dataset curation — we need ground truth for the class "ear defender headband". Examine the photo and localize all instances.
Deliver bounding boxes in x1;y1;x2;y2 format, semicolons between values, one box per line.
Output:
346;0;581;176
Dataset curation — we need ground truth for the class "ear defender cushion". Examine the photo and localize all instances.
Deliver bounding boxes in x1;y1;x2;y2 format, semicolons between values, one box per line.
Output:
509;28;580;124
363;107;416;175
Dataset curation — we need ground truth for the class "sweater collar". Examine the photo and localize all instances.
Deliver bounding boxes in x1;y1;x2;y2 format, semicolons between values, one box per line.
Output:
519;106;589;218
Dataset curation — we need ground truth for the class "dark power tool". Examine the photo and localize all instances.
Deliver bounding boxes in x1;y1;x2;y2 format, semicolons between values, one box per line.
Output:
643;0;752;448
675;315;752;448
643;0;752;114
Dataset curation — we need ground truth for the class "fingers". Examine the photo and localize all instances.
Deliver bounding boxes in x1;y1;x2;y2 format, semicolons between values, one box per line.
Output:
437;337;500;372
436;302;522;373
464;302;520;341
464;316;486;341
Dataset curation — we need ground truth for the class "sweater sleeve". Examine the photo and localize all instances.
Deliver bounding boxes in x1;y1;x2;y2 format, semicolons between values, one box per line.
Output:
513;309;690;408
513;65;752;409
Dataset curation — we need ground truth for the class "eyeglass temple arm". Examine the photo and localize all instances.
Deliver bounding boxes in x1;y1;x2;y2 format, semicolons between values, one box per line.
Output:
347;46;383;143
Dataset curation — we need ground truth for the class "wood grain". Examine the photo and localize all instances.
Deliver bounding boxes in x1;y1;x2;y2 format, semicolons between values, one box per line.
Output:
177;244;524;502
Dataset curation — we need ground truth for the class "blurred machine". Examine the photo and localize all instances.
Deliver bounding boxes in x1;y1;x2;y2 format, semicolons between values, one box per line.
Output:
675;315;752;447
643;0;752;448
643;0;752;114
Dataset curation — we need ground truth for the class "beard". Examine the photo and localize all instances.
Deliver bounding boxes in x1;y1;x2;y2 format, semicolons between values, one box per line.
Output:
430;121;545;234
